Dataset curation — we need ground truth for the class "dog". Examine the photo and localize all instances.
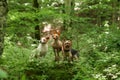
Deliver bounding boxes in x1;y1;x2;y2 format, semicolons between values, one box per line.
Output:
62;40;79;62
30;36;50;59
51;29;62;61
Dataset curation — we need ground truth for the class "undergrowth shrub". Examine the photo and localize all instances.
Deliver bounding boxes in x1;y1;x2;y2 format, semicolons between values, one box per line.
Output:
1;23;120;80
1;36;31;80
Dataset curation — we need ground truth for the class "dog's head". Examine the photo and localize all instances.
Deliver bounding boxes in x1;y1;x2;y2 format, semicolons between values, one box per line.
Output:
52;33;59;40
63;40;72;50
40;36;50;44
51;29;60;40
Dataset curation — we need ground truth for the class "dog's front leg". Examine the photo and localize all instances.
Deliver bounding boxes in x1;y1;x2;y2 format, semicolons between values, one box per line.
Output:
74;55;78;61
56;50;61;61
54;49;58;61
61;47;65;61
68;52;72;63
62;52;66;61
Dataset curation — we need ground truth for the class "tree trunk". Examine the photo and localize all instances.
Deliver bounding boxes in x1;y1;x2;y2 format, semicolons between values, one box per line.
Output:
112;0;117;25
97;12;101;27
0;0;8;56
33;0;40;40
69;0;75;28
63;0;75;30
118;0;120;27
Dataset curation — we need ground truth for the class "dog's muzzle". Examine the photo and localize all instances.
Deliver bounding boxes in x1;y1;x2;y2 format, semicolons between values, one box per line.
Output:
65;44;70;48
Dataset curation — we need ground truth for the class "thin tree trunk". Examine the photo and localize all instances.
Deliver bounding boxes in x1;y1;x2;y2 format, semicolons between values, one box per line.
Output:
70;0;75;28
0;0;8;56
97;5;101;27
63;0;75;30
97;14;101;27
118;0;120;27
112;0;117;25
33;0;40;40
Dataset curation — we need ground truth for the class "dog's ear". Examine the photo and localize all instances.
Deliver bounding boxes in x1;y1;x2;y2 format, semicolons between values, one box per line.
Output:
66;39;72;42
50;29;61;35
56;29;60;35
68;39;72;45
46;36;50;40
70;40;72;45
69;40;72;43
50;29;55;35
62;38;66;42
70;40;72;44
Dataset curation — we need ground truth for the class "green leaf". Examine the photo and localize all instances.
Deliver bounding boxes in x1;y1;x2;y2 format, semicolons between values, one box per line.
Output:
21;74;26;80
0;69;8;78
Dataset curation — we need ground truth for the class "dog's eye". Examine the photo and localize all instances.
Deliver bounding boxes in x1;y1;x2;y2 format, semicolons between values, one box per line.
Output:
46;36;49;40
52;35;54;37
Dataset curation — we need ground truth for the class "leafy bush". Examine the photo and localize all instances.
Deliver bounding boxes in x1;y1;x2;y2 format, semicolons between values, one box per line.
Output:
0;69;8;79
1;0;120;80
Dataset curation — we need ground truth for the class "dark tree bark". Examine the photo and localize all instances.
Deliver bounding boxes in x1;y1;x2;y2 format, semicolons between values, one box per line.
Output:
33;0;40;40
0;0;8;56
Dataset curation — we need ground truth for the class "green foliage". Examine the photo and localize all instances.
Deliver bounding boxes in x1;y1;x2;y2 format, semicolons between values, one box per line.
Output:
2;24;120;80
1;0;120;80
93;64;120;80
0;69;8;79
